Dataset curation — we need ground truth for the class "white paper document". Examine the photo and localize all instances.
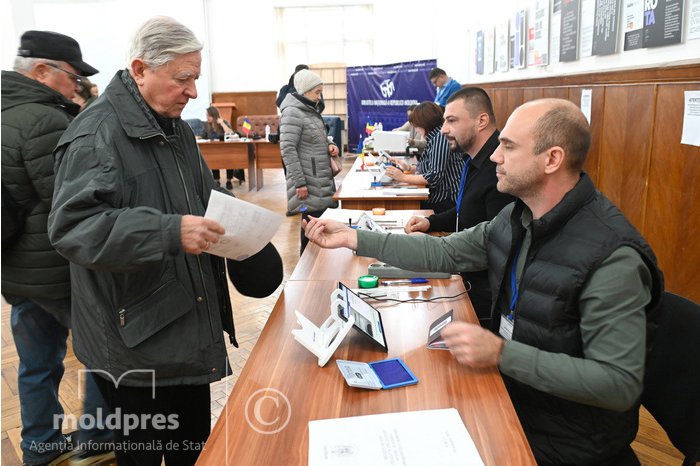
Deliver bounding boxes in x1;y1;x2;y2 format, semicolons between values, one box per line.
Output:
382;188;430;196
308;408;484;466
203;190;283;260
681;91;700;147
581;89;593;124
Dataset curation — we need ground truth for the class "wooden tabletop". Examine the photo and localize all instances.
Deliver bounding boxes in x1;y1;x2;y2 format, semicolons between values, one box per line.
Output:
197;279;534;465
333;157;429;210
197;140;256;190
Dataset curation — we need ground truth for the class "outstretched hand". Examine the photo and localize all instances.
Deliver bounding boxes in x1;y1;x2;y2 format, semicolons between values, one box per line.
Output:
302;217;358;250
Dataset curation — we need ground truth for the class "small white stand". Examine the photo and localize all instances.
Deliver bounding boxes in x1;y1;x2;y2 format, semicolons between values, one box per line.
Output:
355;212;387;233
292;289;355;367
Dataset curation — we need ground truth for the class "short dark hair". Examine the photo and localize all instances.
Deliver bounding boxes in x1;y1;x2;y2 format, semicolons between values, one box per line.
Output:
76;78;93;101
407;104;418;112
447;87;496;126
429;67;446;79
532;101;591;172
294;64;308;73
409;101;444;133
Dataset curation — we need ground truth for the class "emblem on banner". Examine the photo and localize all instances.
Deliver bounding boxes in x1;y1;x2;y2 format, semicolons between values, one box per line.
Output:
379;79;395;98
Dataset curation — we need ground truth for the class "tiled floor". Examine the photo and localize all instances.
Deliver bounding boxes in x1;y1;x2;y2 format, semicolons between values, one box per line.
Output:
1;161;684;465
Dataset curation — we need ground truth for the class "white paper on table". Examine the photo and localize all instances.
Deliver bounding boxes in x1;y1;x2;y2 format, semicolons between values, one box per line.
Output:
320;208;366;224
581;89;592;125
681;91;700;147
308;408;484;466
203;190;283;260
382;187;429;196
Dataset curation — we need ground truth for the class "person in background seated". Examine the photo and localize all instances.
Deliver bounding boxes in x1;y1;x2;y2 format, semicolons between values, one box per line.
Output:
201;105;244;189
393;104;425;155
430;67;461;108
384;102;464;213
276;64;326;113
403;87;515;324
280;68;339;254
48;17;283;465
303;98;664;466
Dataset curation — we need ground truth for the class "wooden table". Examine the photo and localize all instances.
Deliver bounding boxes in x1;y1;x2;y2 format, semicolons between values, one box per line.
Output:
333;157;429;210
253;141;283;191
289;209;433;281
198;211;535;465
197;279;534;465
198;141;256;191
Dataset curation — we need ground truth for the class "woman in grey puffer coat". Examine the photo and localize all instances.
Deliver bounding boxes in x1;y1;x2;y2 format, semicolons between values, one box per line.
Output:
280;69;339;253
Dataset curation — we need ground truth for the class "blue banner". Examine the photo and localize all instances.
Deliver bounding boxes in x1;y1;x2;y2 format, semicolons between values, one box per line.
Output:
346;59;437;152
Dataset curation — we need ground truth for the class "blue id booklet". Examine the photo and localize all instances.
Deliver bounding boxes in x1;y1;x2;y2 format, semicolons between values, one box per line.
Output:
336;358;418;390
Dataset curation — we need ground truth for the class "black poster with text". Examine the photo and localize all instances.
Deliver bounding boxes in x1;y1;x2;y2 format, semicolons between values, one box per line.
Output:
593;0;621;55
643;0;683;47
560;0;581;61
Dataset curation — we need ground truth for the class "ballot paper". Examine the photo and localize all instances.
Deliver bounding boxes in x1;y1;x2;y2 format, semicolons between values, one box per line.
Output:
308;408;484;466
203;190;283;260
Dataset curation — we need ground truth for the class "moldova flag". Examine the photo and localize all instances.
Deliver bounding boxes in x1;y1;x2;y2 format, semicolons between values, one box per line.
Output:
365;122;375;135
242;117;252;135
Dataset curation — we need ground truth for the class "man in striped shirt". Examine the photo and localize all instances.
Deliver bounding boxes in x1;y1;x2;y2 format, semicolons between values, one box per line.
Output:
404;88;515;324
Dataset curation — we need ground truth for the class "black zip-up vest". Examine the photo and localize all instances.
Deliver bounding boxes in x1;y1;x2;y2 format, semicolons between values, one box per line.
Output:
486;173;663;464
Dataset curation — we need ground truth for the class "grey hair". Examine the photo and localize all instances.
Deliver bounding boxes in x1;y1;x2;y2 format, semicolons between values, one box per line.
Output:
13;56;62;74
128;16;203;69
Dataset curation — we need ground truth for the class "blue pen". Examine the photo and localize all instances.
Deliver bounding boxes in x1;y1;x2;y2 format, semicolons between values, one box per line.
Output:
381;278;429;286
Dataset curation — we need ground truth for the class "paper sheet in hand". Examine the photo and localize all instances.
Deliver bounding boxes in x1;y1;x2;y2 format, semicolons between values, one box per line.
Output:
204;190;283;260
308;408;483;466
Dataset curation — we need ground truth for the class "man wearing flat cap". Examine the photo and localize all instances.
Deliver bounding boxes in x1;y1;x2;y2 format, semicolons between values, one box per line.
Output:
1;31;114;465
47;17;283;465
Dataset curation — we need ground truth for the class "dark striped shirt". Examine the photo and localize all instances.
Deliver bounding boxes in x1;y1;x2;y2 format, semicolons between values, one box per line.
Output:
417;127;465;204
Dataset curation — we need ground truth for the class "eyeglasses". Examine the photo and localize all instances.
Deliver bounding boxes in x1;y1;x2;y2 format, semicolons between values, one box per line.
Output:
43;63;83;86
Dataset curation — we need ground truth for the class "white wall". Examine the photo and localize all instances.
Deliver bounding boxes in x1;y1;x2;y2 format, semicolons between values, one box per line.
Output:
3;0;698;100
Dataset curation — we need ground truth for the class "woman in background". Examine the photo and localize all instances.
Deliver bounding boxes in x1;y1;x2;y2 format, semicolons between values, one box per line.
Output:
201;106;244;189
280;69;339;254
393;104;425;154
385;102;464;213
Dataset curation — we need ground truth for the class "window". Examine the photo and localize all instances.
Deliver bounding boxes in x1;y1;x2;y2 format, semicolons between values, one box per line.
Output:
276;4;373;70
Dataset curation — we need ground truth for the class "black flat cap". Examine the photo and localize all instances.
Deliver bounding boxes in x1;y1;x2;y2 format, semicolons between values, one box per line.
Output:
17;30;98;77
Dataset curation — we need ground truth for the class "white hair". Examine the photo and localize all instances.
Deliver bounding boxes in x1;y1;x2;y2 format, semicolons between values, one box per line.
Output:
13;56;63;74
128;16;203;69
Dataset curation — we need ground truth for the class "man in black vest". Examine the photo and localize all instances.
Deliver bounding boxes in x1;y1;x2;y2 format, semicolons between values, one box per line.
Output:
303;98;664;465
403;87;514;324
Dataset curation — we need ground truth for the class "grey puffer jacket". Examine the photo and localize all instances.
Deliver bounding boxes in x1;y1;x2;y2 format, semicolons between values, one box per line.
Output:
48;70;282;387
280;93;338;213
1;71;79;300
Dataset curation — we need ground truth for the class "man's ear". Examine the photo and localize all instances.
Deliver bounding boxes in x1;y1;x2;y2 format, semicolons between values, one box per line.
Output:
543;146;566;174
130;59;146;85
477;112;490;131
32;62;51;85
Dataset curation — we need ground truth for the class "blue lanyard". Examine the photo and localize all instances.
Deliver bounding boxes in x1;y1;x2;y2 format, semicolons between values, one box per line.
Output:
455;160;470;231
508;240;524;321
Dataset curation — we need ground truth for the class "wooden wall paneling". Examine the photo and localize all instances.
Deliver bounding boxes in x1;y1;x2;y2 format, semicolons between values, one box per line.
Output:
213;91;277;123
570;86;605;186
491;88;510;130
506;88;525;120
645;83;700;302
542;87;569;99
523;87;544;103
598;85;656;232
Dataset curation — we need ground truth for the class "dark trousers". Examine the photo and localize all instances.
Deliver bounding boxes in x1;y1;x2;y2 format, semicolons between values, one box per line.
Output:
300;208;325;255
94;376;210;466
211;169;244;182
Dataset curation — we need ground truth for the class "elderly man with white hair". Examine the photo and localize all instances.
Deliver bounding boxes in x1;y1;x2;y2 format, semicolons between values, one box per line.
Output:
48;16;282;465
